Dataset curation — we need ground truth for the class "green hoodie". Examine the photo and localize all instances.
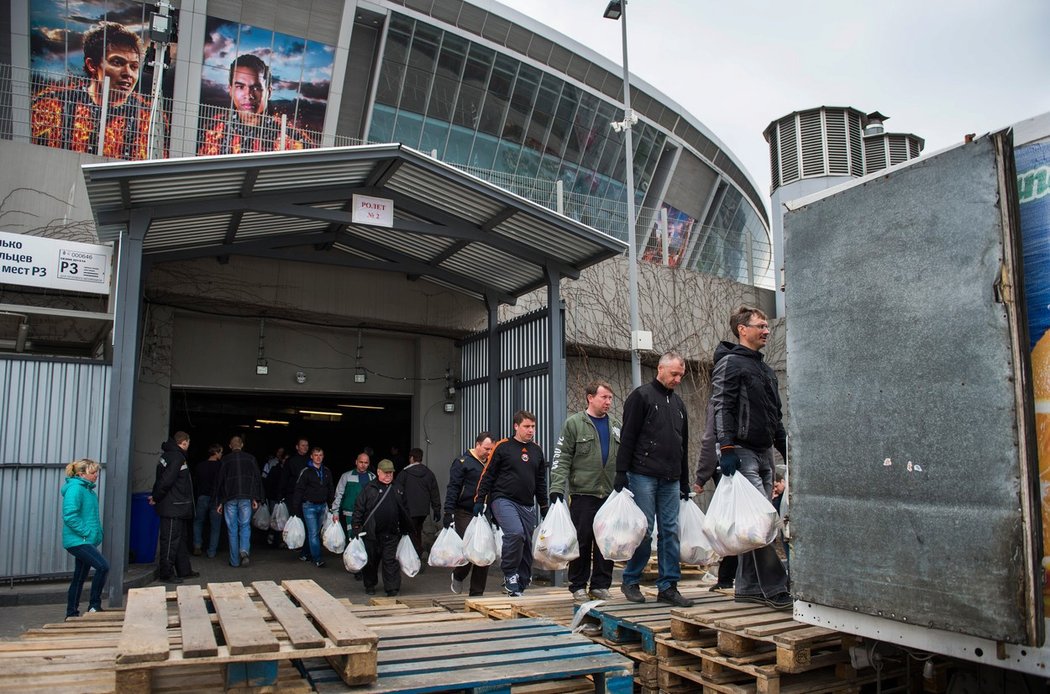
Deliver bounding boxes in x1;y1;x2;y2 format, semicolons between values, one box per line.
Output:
549;410;621;498
62;476;103;549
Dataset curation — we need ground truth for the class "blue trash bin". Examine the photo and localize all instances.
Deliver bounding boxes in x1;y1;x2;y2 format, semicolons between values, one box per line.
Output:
129;491;160;563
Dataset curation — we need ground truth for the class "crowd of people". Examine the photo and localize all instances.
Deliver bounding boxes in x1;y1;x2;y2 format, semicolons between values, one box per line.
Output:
61;304;791;616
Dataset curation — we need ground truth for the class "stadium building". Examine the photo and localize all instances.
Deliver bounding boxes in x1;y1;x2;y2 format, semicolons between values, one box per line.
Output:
0;0;773;595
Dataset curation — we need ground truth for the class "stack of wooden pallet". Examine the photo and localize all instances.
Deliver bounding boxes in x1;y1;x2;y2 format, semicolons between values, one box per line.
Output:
0;578;381;693
657;600;907;693
115;579;378;693
571;587;728;693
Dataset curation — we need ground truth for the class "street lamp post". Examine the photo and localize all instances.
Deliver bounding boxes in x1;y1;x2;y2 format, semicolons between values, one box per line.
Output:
604;0;643;389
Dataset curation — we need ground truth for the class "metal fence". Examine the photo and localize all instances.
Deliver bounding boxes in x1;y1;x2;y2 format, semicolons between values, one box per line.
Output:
2;62;772;289
0;357;110;581
459;308;554;456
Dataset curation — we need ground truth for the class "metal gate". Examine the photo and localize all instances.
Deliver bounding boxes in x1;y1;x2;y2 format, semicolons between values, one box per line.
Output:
0;357;110;580
459;308;555;456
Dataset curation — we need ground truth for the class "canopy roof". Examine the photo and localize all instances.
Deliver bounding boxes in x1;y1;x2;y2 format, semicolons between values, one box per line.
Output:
82;144;626;305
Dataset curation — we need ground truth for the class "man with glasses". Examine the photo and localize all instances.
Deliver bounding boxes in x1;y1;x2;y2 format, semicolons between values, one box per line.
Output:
711;306;791;609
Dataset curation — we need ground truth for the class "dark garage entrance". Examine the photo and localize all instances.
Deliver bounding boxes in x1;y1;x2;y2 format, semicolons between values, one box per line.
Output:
170;389;411;477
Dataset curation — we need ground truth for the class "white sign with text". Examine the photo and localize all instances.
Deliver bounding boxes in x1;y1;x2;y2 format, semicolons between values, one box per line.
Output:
351;194;394;228
0;231;113;295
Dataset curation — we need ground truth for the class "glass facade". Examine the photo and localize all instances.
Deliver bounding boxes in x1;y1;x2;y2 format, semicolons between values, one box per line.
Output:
370;13;666;232
692;185;772;287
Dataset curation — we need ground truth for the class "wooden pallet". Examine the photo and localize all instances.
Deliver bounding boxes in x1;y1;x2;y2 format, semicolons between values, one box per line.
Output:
303;616;634;693
656;636;867;694
463;585;569;620
579;589;731;654
669;601;846;672
114;580;378;693
631;556;714;583
0;610;313;693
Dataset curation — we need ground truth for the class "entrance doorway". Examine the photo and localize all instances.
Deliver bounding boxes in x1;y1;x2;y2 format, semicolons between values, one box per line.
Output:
170;389;412;476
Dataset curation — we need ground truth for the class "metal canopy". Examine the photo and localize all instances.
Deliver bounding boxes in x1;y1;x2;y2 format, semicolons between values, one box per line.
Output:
82;143;626;304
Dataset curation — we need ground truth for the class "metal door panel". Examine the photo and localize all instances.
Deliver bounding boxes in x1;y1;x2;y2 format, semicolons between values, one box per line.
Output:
784;133;1040;644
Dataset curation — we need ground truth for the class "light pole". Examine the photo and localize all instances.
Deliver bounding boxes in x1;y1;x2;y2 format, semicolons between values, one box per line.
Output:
146;1;174;159
604;0;643;389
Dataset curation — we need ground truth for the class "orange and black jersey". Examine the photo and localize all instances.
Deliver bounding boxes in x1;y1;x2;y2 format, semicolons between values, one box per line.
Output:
475;437;547;507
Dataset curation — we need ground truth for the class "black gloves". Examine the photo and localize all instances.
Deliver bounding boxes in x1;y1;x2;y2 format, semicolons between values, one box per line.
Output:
680;487;690;501
549;492;564;505
442;512;454;528
432;511;440;523
472;502;485;516
538;505;549;518
613;471;629;492
719;446;739;477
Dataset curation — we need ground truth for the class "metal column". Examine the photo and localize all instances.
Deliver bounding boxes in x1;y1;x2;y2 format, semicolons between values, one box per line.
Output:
103;210;149;608
485;292;501;437
546;266;566;432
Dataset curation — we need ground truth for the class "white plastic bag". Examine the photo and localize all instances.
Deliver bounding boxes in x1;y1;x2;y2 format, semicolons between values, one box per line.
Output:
270;502;290;531
397;535;421;577
679;498;719;565
493;526;504;563
428;526;468;567
463;515;498;566
531;525;565;570
592;489;648;561
343;534;368;572
702;474;780;556
323;517;347;554
252;503;271;531
283;515;306;550
322;511;334;536
533;499;579;568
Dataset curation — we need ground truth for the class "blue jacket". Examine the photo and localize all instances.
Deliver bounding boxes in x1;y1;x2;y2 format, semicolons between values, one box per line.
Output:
62;476;103;549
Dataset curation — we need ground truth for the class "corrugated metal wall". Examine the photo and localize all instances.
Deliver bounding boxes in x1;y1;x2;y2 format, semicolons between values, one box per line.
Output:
460;308;554;456
0;358;110;580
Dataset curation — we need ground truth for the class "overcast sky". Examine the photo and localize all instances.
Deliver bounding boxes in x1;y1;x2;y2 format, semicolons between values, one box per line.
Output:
504;0;1050;216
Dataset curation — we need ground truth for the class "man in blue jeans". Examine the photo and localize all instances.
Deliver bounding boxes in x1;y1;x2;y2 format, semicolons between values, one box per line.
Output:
213;436;264;568
710;306;791;610
192;443;224;558
292;446;335;567
614;351;694;607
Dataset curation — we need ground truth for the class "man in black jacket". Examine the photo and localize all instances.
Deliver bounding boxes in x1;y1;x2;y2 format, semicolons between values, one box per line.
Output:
395;447;441;565
213;436;263;568
710;306;790;610
282;438;310;558
291;446;335;567
352;459;413;597
615;351;694;608
192;443;224;558
475;411;547;597
153;431;197;583
443;432;494;596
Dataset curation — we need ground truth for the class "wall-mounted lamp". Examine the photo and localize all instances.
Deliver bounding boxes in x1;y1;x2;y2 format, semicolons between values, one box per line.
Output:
443;401;455;414
354;367;367;384
295;371;307;384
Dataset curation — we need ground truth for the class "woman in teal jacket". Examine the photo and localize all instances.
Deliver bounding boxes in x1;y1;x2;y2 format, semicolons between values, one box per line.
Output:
62;459;108;618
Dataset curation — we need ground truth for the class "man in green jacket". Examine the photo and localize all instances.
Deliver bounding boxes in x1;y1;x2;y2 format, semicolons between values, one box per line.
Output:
549;380;621;602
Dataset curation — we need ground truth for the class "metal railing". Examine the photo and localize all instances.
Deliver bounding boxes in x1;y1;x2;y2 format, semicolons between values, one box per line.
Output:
1;63;772;289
